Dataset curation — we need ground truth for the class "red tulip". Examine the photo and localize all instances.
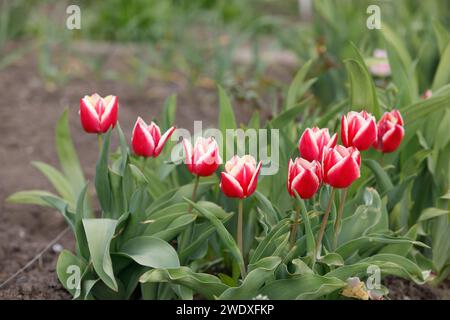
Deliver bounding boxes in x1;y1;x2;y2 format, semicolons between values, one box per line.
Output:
341;111;377;151
132;117;175;158
183;137;221;176
287;158;322;199
299;127;337;162
221;155;262;199
80;93;118;134
373;110;404;153
322;145;361;188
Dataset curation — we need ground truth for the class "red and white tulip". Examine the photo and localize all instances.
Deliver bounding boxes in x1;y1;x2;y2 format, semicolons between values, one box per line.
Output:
221;155;262;199
298;127;337;162
373;110;404;153
79;93;118;134
287;158;322;199
131;117;175;158
322;145;361;188
341;111;377;151
183;137;221;176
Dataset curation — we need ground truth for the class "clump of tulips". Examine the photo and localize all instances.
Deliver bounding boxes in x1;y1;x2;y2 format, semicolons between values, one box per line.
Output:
10;81;432;301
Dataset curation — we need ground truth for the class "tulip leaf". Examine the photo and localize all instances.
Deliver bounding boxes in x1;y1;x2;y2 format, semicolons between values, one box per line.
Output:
184;198;246;278
95;129;113;216
344;58;380;118
218;85;237;161
259;274;346;300
433;20;450;55
219;257;281;300
55;108;85;196
250;219;291;264
32;161;76;207
432;42;450;91
295;192;316;264
418;207;449;222
6;190;59;207
118;236;180;268
162;94;177;132
363;159;394;195
56;250;87;299
140;267;228;300
75;184;91;260
83;218;118;292
286;59;314;109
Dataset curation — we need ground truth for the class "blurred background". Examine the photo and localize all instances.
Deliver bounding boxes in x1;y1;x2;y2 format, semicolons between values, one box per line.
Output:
0;0;449;299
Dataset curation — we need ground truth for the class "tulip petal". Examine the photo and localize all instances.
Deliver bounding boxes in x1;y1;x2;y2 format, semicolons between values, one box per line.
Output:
100;96;118;132
381;124;404;153
132;118;155;157
154;126;176;156
341;115;349;147
246;161;262;197
183;138;194;171
299;129;319;161
327;155;360;188
290;169;320;199
80;98;100;133
352;117;377;151
221;172;244;198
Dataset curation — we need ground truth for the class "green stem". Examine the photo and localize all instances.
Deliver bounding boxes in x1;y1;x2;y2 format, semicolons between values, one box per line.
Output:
315;188;335;258
289;203;301;250
97;134;103;154
187;175;200;213
237;199;244;258
333;188;348;250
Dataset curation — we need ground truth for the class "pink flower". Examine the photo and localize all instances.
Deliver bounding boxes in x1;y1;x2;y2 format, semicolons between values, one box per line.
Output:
298;127;337;162
131;117;175;158
374;110;404;153
220;155;262;199
287;158;322;199
322;145;361;188
341;111;377;151
183;137;221;176
79;93;119;134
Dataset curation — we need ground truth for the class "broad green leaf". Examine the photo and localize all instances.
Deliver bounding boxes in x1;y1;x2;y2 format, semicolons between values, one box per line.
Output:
218;85;237;160
319;253;344;267
286;59;314;109
75;184;90;259
55;108;85;195
151;214;197;241
363;159;394;194
296;193;315;264
219;257;281;300
32;161;75;206
260;274;346;300
6;190;58;207
253;191;279;226
344;59;380;118
418;207;449;222
270;98;312;130
432;43;450;91
56;250;87;298
162;94;177;131
140;267;228;300
250;219;290;265
185;198;245;278
83;218;118;291
118;236;179;268
433;20;450;55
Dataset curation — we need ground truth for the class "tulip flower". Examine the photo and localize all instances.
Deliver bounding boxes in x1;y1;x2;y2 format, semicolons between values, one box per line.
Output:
80;93;118;134
220;155;262;199
287;158;322;199
373;110;404;153
298;127;337;162
341;111;377;151
131;117;176;158
183;137;222;177
322;145;361;189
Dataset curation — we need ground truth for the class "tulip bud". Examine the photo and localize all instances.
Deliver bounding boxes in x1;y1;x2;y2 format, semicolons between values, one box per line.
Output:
287;158;322;199
221;155;262;199
341;111;377;151
373;110;404;153
183;137;221;176
80;93;118;134
322;145;361;188
298;127;337;162
131;117;175;158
